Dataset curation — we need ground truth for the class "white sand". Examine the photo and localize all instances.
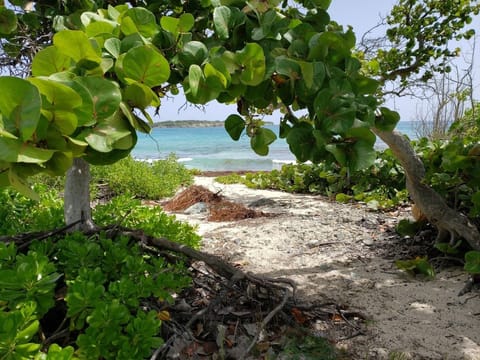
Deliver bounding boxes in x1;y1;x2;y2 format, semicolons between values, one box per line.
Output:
170;177;480;359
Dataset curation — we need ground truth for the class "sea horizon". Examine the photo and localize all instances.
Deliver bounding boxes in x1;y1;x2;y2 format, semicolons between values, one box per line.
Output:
132;121;419;172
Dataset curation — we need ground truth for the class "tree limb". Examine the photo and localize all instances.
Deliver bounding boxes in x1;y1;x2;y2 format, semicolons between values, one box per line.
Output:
373;127;480;250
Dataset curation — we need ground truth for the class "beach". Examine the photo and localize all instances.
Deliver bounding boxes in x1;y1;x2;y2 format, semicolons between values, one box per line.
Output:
165;176;480;359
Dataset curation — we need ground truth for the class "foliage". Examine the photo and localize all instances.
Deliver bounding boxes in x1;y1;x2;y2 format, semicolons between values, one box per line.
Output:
91;155;193;199
0;186;200;359
0;185;64;235
395;257;435;279
217;147;408;210
363;0;480;89
0;0;401;199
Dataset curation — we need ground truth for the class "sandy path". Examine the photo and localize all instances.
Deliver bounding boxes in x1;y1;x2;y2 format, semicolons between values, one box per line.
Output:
171;177;480;359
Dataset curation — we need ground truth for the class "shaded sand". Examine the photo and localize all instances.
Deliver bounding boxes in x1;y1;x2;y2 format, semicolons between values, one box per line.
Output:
168;176;480;359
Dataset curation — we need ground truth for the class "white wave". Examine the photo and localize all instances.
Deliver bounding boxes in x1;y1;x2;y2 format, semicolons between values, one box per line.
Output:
177;157;193;162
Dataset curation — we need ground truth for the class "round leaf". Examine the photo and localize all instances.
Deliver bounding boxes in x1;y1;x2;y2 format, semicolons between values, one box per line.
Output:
74;77;122;122
0;8;17;34
123;45;170;87
31;47;72;76
224;114;245;140
0;77;41;141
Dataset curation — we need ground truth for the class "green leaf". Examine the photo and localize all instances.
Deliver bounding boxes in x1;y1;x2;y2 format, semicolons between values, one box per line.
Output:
395;219;421;237
178;13;194;33
224;114;245;140
286;123;317;162
213;6;231;39
0;77;41;141
104;38;121;58
124;82;160;109
122;8;158;37
349;140;376;171
251;127;276;156
178;41;208;68
465;251;480;274
325;144;347;167
375;107;400;131
8;168;40;200
74;77;121;122
275;57;301;79
298;61;325;90
160;16;179;36
0;8;17;34
84;112;134;153
53;30;101;65
29;78;82;135
395;257;435;279
31;47;72;76
123;45;170;87
236;43;266;86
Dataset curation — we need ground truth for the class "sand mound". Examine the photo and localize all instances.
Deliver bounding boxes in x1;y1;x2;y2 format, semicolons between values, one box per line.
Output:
163;185;267;222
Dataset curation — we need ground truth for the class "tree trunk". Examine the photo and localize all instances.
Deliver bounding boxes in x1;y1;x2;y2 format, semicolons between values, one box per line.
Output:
373;128;480;250
64;158;95;231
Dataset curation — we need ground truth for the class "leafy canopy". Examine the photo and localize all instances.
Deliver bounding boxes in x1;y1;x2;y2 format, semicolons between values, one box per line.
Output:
0;0;400;197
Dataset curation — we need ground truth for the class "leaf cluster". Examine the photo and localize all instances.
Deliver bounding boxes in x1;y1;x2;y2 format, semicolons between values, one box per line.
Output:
217;147;408;210
91;155;194;199
0;191;200;359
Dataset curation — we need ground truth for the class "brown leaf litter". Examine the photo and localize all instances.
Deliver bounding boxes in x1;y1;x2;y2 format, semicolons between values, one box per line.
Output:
162;185;270;222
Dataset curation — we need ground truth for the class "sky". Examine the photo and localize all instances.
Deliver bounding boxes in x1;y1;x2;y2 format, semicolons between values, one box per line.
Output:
156;0;478;123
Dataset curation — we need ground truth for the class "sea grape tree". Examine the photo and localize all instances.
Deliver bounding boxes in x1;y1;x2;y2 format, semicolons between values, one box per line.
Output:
0;0;479;250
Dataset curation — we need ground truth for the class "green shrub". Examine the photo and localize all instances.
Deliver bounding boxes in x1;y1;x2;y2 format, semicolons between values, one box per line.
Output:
0;184;64;235
91;155;194;199
0;194;200;359
222;148;408;209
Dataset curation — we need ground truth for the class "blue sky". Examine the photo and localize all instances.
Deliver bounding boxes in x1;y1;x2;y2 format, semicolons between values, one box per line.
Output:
157;1;398;123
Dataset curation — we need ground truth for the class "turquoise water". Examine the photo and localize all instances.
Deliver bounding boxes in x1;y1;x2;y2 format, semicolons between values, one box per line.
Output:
132;121;418;171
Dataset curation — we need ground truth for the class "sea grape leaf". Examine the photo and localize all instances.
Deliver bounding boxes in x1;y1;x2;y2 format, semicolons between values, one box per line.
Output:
205;63;228;90
188;64;204;99
375;107;400;131
275;57;301;79
74;77;121;122
84;112;134;152
53;30;101;65
123;45;170;87
349;140;376;171
124;82;160;108
178;41;208;68
43;152;73;175
465;251;480;274
286;122;316;162
325;143;347;167
178;13;194;33
160;16;179;36
0;8;17;34
105;38;121;58
251;127;276;156
236;43;266;86
31;47;72;76
121;8;158;37
8;168;40;200
0;77;41;141
213;6;231;39
29;78;82;135
225;114;245;140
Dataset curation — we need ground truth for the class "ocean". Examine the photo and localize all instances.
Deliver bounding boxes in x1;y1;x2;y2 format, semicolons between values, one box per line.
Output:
132;121;418;171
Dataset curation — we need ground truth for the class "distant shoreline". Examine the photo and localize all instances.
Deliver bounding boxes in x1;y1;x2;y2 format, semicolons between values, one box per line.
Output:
152;120;275;128
152;120;224;128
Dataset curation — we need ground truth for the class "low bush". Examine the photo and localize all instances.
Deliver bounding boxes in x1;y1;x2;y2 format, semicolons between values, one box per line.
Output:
91;155;194;199
0;186;200;359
